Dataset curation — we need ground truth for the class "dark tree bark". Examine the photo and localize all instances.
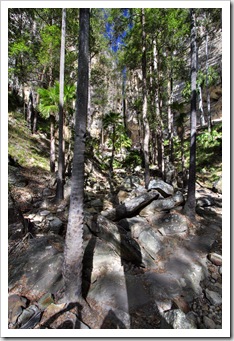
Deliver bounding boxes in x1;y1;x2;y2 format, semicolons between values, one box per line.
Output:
50;114;56;173
205;27;212;133
56;8;66;202
63;8;90;303
184;8;197;220
152;38;164;176
167;76;174;163
141;8;150;189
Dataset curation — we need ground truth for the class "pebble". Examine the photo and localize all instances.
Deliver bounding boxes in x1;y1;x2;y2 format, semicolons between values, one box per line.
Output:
211;273;219;281
40;210;51;216
203;316;216;329
205;289;222;306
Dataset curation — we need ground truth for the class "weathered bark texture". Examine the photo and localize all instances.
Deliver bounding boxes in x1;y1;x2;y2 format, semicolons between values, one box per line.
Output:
184;8;197;220
50;114;56;173
153;38;164;175
141;9;150;189
56;8;66;202
63;8;90;303
205;29;212;133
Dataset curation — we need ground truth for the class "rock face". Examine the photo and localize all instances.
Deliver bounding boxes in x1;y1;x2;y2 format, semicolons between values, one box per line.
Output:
8;192;26;240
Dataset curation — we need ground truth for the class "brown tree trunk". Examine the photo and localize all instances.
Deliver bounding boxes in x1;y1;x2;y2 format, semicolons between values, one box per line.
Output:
63;8;90;303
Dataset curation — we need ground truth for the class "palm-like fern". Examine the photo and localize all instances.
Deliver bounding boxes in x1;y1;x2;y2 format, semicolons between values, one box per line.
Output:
38;82;76;119
38;85;59;119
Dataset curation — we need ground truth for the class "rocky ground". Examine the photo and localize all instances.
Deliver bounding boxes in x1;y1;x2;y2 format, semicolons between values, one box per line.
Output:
8;160;222;329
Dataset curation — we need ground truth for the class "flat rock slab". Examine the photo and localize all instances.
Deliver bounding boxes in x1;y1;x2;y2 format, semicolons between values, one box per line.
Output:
8;235;64;301
89;215;143;266
156;212;188;236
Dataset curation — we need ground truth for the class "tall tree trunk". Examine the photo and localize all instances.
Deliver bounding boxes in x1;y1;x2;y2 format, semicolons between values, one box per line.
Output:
198;85;206;126
184;8;197;220
153;38;164;176
167;76;174;163
56;8;66;202
205;29;212;133
141;8;150;189
63;8;90;303
50;114;56;173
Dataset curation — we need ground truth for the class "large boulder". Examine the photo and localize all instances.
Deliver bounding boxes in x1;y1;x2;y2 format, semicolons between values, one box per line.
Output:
88;215;143;266
139;192;184;217
8;235;64;301
156;212;188;236
101;191;159;221
148;179;174;197
84;238;131;328
137;229;162;260
118;216;151;239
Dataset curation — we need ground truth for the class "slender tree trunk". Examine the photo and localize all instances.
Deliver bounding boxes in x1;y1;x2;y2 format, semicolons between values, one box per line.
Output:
50;114;56;173
178;125;186;190
205;30;212;133
153;38;164;176
56;8;66;202
184;8;197;220
198;85;206;126
167;77;174;163
122;68;127;130
63;8;90;303
87;57;91;133
141;8;150;189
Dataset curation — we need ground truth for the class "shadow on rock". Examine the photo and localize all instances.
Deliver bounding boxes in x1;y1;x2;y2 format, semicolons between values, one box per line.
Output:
101;309;127;329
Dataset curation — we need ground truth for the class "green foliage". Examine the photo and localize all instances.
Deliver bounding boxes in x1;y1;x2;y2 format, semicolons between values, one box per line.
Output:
103;112;132;151
38;25;61;66
196;128;222;149
38;86;59;118
197;66;219;88
37;82;76;119
181;81;191;101
123;149;142;169
206;66;219;87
